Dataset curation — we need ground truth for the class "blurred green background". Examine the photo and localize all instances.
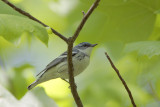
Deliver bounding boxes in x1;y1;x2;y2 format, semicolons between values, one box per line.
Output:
0;0;160;107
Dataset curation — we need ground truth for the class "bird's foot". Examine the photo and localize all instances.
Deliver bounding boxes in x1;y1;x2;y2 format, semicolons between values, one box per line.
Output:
61;78;77;89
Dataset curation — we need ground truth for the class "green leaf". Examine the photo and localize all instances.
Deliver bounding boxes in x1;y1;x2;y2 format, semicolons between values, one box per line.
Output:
0;14;48;45
0;0;24;17
149;14;160;40
124;41;160;58
0;85;58;107
10;64;34;99
69;0;160;43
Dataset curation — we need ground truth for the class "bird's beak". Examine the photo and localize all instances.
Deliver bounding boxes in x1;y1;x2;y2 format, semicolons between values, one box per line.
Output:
91;44;98;47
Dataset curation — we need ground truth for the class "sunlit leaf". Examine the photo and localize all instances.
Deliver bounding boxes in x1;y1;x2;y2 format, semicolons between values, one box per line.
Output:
0;14;48;45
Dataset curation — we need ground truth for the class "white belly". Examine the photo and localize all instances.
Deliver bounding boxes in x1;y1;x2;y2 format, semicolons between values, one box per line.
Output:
73;54;90;76
57;53;90;79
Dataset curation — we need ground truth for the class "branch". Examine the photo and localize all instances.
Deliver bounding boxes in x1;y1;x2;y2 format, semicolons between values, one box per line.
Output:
1;0;68;42
67;0;100;106
72;0;100;42
82;11;85;16
67;38;83;107
105;52;136;107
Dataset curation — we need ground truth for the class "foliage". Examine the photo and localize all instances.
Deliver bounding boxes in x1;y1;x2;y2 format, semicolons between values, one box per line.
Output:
0;1;48;45
0;0;160;107
0;84;57;107
125;41;160;58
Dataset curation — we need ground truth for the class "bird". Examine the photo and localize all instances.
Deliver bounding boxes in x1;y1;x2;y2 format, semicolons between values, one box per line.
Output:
27;42;97;90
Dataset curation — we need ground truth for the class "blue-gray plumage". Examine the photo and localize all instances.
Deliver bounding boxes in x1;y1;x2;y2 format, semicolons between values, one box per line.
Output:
28;42;97;90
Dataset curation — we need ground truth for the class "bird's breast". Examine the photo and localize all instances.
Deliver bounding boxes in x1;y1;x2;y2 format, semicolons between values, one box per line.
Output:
73;53;90;76
56;53;90;79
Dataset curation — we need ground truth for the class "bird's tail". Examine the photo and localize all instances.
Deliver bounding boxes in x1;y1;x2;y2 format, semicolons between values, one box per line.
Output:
28;71;58;90
27;80;40;90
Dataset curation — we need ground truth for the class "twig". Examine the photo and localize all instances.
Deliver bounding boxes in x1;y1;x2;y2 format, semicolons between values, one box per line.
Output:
105;52;136;107
72;0;100;42
82;11;85;16
67;0;100;106
1;0;68;42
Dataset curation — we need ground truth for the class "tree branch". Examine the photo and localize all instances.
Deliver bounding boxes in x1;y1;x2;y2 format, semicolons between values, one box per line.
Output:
105;52;136;107
67;0;100;106
67;38;83;107
1;0;68;42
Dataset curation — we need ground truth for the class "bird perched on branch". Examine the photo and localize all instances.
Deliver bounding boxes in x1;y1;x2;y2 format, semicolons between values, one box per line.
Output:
28;42;97;90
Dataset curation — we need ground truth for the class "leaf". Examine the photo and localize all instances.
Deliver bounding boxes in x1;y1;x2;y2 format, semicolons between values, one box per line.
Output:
149;14;160;40
10;64;34;99
124;41;160;58
68;0;160;43
0;85;58;107
0;36;14;53
0;0;24;17
0;14;48;45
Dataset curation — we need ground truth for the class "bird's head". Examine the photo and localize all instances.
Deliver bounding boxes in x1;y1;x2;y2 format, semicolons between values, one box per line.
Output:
74;42;97;56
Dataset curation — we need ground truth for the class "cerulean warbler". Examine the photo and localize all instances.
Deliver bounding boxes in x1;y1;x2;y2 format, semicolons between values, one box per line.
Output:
28;42;97;90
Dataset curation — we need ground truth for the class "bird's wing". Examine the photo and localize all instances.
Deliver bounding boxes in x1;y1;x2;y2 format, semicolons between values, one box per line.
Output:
36;49;79;77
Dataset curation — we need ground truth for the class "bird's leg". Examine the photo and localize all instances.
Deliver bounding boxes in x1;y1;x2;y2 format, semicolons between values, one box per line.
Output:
61;78;77;89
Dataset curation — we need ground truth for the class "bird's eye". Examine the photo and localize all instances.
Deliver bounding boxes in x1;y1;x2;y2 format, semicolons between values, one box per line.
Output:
84;44;87;47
